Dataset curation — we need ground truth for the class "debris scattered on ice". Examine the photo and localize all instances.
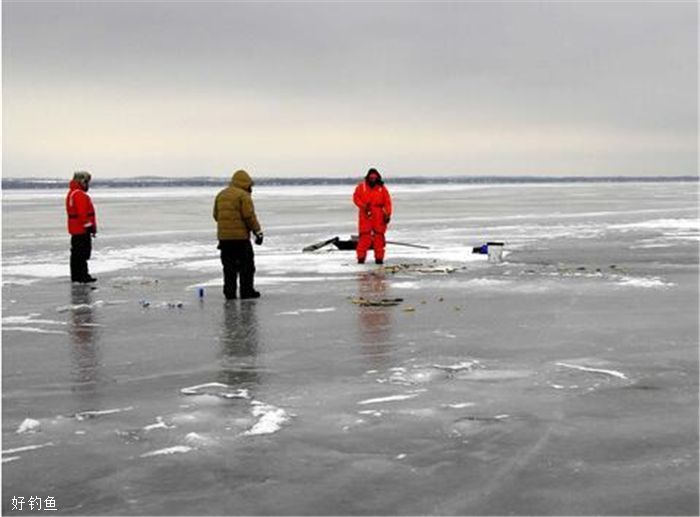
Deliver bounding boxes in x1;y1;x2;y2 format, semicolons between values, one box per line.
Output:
16;418;41;434
350;297;404;307
112;276;159;288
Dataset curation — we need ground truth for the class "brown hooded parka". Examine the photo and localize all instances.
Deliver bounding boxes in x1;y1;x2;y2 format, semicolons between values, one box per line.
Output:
213;170;262;240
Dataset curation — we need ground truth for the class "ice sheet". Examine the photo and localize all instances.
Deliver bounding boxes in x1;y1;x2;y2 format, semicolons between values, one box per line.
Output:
2;182;698;516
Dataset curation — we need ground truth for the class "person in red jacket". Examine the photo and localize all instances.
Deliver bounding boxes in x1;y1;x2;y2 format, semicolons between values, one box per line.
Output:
66;171;97;283
353;168;393;264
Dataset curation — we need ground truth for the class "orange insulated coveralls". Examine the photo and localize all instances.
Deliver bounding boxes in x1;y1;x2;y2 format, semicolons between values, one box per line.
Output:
353;169;392;264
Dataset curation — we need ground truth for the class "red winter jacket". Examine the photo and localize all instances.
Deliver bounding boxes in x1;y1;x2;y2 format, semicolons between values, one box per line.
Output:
66;180;97;235
353;180;392;233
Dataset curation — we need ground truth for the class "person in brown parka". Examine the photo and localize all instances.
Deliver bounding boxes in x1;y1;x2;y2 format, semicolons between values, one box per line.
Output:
213;169;264;299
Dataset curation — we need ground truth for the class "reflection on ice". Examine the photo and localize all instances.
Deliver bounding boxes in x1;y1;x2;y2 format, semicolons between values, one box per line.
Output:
218;301;261;388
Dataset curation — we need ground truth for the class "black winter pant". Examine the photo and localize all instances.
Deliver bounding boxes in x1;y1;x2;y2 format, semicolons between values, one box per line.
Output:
219;240;256;299
70;233;92;281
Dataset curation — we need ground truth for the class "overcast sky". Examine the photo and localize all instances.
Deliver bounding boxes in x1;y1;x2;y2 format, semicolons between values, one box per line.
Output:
2;1;697;178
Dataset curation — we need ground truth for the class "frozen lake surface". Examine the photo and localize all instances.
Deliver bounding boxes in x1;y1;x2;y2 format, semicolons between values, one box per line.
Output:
2;182;698;515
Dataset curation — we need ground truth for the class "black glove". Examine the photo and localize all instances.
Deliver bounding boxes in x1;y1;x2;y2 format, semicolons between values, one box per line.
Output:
254;232;264;245
383;214;391;224
89;225;97;236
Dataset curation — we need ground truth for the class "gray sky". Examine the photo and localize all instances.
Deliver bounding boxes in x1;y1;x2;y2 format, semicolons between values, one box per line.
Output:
2;1;697;178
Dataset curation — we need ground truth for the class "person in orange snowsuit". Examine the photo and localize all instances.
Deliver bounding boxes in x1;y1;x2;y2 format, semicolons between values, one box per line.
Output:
353;168;392;264
65;171;98;283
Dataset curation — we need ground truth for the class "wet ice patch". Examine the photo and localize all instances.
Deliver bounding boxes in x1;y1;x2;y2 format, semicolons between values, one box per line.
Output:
243;401;291;436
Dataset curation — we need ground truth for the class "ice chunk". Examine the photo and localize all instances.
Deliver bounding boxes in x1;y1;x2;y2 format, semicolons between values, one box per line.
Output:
143;417;175;432
556;362;628;380
140;446;193;458
3;442;54;454
184;432;217;448
357;393;420;405
243;401;291;436
180;382;250;399
431;361;481;372
75;406;133;421
16;418;41;434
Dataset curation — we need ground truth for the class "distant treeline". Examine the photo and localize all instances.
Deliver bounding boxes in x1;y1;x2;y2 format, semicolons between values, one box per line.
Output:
2;175;698;190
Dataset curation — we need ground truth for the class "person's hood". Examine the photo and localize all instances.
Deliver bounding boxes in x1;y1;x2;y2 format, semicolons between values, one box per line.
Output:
69;179;86;191
364;169;383;186
230;169;254;191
